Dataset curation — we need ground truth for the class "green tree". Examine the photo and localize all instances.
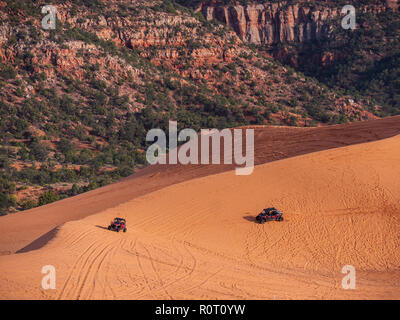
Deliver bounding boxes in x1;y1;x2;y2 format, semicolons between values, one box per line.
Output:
29;141;49;162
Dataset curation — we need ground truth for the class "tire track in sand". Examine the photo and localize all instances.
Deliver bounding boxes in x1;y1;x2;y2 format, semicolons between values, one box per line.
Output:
57;238;116;300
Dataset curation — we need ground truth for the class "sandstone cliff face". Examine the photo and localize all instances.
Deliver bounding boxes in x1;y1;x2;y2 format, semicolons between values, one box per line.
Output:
201;2;388;45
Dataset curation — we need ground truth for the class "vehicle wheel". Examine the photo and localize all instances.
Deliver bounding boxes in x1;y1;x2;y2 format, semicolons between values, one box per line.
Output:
116;228;120;232
123;228;127;233
108;226;111;230
280;217;284;221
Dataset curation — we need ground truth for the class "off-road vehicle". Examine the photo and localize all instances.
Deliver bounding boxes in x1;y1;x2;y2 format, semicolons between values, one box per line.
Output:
108;217;127;232
256;208;283;224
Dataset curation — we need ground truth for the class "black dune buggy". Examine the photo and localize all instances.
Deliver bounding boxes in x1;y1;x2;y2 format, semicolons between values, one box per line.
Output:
256;208;284;224
108;217;127;232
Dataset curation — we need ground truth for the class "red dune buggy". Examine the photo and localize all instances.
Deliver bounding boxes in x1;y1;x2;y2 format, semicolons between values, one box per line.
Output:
108;217;127;232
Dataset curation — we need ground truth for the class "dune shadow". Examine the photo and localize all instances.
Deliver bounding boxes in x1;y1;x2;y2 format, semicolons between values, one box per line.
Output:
95;225;109;230
243;215;257;223
16;227;59;254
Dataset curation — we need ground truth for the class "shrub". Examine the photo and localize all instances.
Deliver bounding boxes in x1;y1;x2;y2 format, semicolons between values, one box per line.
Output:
38;190;59;206
0;64;16;80
21;199;37;210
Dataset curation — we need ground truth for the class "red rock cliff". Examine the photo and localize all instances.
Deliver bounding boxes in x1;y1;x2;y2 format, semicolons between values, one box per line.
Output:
200;1;391;45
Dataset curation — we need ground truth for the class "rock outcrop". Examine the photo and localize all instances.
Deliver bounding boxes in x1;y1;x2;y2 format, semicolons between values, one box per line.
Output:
201;1;389;45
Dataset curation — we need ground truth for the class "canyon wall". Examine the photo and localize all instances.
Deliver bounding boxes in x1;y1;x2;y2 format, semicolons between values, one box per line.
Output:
200;1;391;45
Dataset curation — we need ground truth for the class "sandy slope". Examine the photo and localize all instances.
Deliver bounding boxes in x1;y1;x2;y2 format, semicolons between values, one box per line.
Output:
1;116;400;255
1;134;399;299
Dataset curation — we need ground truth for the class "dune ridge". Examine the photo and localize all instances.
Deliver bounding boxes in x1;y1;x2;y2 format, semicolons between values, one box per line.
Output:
1;116;400;256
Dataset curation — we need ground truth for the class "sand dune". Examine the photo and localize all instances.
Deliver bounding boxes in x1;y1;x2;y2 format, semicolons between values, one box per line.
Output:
1;116;400;255
1;131;399;299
